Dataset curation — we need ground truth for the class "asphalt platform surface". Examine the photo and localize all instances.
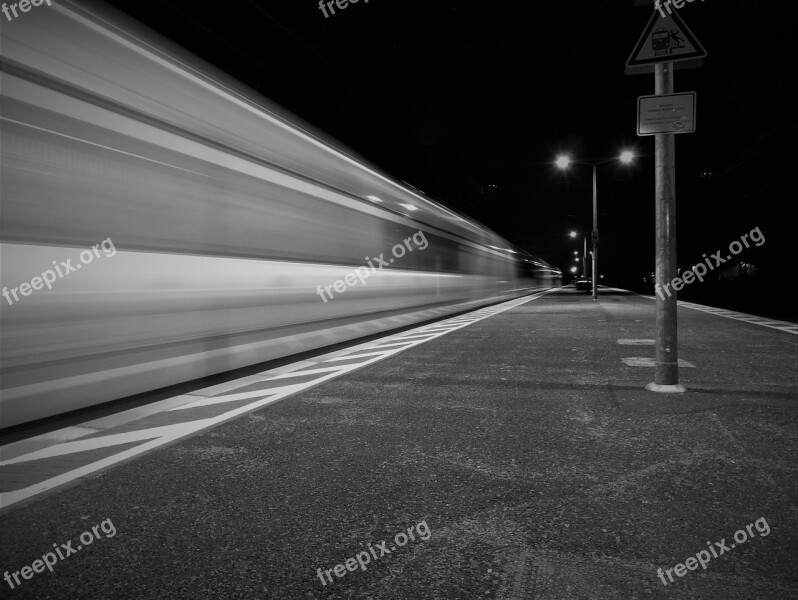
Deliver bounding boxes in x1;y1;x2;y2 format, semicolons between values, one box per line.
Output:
1;287;796;599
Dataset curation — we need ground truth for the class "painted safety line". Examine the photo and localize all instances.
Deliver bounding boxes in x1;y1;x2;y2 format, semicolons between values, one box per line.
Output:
0;288;556;512
678;302;798;334
370;341;419;349
324;351;388;362
168;383;307;410
641;296;797;335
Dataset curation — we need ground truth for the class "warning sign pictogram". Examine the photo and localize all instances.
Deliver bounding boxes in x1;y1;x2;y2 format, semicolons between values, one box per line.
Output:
626;10;706;68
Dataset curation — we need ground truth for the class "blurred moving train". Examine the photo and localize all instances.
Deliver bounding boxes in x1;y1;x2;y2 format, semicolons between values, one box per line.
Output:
0;1;560;429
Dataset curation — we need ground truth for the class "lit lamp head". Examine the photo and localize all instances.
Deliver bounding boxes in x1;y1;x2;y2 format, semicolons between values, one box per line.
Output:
556;155;571;169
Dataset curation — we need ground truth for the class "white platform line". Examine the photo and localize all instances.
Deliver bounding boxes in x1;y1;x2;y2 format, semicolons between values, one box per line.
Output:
640;296;797;335
324;351;390;362
168;383;306;410
0;288;557;511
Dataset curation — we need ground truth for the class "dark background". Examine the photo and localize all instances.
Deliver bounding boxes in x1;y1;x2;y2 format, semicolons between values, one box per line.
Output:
103;0;796;320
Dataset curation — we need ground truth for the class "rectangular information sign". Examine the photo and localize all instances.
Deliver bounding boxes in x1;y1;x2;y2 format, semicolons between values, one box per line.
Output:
637;92;696;135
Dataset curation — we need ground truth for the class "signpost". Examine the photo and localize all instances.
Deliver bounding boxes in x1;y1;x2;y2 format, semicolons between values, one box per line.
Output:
626;9;705;394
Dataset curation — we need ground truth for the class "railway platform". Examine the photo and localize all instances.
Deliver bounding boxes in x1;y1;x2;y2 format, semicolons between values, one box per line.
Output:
1;287;796;599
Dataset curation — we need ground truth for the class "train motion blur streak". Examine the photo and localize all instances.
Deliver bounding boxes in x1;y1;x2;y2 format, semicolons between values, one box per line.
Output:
0;0;561;428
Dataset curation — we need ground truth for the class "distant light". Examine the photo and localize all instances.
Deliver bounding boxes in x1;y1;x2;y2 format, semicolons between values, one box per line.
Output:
574;257;579;262
556;155;571;169
600;275;605;279
620;151;634;164
366;195;383;202
573;251;578;255
570;266;578;273
569;231;578;238
400;203;418;211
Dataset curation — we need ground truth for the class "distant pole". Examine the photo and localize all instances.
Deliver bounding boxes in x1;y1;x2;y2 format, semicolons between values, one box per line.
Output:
591;164;598;300
647;61;686;393
583;236;588;279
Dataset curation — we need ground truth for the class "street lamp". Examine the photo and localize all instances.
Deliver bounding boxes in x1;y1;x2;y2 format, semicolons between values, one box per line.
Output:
556;151;635;299
567;230;589;280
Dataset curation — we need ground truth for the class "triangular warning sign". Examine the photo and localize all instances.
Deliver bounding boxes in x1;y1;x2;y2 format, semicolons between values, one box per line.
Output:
626;9;707;68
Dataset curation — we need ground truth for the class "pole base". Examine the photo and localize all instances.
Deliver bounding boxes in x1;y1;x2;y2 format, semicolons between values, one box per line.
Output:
645;382;687;393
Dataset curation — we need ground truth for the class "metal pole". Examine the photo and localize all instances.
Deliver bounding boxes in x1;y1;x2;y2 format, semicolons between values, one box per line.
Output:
647;61;685;393
591;164;598;300
583;236;588;279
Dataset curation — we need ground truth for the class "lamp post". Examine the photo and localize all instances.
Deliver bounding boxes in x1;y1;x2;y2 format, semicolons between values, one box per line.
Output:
559;152;634;299
569;230;589;280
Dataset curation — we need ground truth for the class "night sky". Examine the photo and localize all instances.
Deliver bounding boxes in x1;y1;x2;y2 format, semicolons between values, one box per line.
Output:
103;0;796;318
